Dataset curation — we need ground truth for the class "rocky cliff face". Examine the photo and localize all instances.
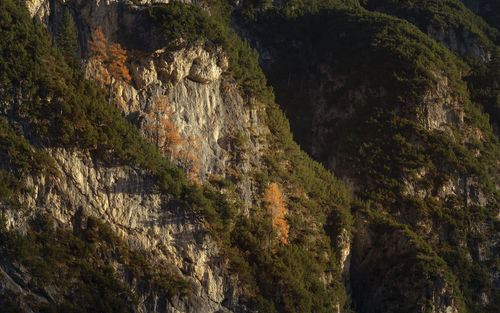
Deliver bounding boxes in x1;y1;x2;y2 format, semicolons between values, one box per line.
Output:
28;0;265;193
426;24;491;62
2;148;243;313
308;69;481;313
3;0;269;312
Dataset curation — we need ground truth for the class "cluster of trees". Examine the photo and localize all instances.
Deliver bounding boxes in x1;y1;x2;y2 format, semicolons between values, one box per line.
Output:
145;95;201;183
88;27;131;105
0;1;195;310
56;10;78;68
144;3;354;310
0;1;356;312
467;47;500;130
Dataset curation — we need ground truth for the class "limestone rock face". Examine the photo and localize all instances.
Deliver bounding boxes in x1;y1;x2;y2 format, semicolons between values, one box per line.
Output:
26;0;265;205
25;0;51;25
188;55;224;84
122;43;261;211
129;44;226;89
16;0;266;311
25;0;261;178
3;147;247;313
308;70;489;207
18;1;500;312
417;73;464;134
427;24;491;62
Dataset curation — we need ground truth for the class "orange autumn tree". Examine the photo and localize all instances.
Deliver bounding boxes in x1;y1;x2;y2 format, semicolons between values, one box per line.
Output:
181;136;201;184
88;27;131;102
145;95;200;183
262;182;289;245
145;95;184;156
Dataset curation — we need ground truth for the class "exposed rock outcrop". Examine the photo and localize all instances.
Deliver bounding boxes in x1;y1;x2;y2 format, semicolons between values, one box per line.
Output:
350;214;461;313
15;1;500;312
26;0;267;205
4;148;246;313
427;24;491;62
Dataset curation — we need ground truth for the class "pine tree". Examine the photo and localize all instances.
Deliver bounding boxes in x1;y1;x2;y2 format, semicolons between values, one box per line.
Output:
490;47;500;112
428;0;440;12
491;47;500;82
262;182;289;245
57;9;78;68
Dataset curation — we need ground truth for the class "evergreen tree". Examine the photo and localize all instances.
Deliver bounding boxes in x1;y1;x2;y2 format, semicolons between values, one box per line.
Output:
491;47;500;82
489;47;500;116
57;9;78;68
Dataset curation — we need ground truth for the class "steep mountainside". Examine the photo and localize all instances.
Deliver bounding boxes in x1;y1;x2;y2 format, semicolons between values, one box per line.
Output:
242;1;500;313
0;0;499;313
361;0;499;60
462;0;500;31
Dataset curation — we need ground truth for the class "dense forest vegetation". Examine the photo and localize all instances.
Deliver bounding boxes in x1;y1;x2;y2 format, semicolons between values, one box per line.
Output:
232;0;500;312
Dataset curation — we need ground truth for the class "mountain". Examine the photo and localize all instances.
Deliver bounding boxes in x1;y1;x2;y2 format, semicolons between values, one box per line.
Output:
0;0;498;312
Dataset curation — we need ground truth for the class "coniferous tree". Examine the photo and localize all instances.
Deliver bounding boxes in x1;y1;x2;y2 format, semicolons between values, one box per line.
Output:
88;27;111;88
57;9;78;68
89;27;108;64
108;42;131;83
88;27;131;84
491;47;500;82
490;47;500;119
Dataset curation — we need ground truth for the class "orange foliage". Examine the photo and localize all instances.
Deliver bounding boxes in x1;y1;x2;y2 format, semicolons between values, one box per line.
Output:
182;135;201;185
108;42;131;83
145;96;201;184
88;27;108;63
262;182;289;245
88;27;131;97
145;96;183;155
